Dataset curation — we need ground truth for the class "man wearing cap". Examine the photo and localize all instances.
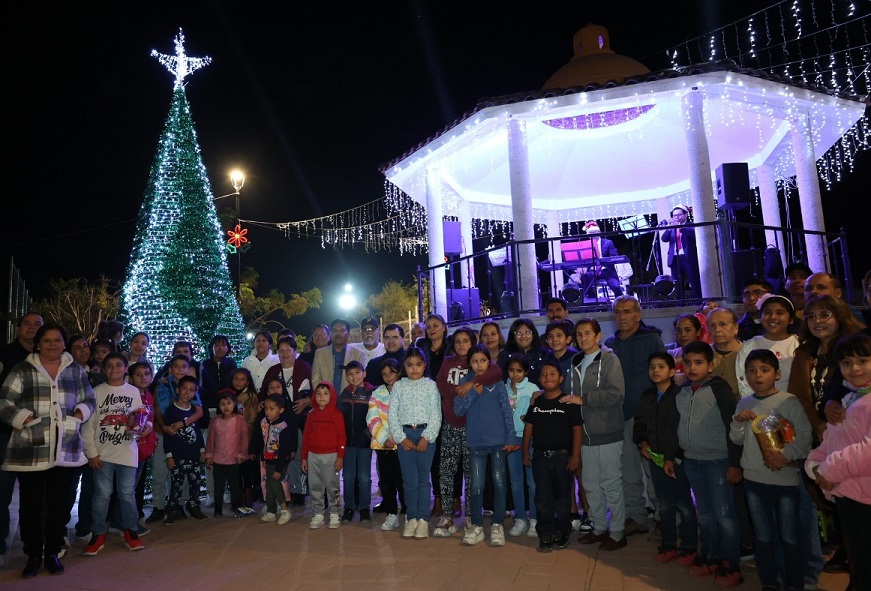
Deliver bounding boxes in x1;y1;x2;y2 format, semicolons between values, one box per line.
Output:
311;318;366;392
352;317;386;365
660;206;701;299
783;262;813;317
574;221;624;300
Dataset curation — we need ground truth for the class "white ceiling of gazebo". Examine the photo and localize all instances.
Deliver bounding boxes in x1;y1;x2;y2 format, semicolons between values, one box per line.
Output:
384;70;865;221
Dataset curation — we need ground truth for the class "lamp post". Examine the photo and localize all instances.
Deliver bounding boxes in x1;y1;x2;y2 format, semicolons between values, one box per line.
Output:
215;170;245;298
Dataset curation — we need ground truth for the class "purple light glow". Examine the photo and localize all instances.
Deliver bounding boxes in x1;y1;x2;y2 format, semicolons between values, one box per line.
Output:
543;104;655;130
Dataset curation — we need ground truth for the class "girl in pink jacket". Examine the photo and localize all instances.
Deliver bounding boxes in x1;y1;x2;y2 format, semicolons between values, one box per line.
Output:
806;334;871;590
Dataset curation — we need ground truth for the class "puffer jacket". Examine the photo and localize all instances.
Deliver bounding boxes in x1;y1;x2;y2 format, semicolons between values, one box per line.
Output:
0;352;95;471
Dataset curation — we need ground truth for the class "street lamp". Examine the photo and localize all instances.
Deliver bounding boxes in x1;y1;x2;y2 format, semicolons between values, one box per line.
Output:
339;284;356;311
215;170;246;298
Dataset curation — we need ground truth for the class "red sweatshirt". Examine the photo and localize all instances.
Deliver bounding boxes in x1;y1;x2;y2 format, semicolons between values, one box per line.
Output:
301;381;347;459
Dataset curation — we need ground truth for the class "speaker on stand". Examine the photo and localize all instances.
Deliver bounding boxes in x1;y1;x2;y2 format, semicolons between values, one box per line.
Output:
717;162;751;249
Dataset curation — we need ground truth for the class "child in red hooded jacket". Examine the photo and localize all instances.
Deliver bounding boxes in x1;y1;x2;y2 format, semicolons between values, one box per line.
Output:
301;381;346;530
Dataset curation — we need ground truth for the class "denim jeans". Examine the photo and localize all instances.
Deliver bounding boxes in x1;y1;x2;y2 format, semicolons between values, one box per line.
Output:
506;446;535;520
396;426;436;521
798;476;824;582
286;428;307;495
622;419;649;523
342;447;373;511
0;434;16;555
683;457;739;563
74;465;95;537
648;458;697;551
92;462;139;534
470;446;506;526
744;479;802;590
531;449;573;538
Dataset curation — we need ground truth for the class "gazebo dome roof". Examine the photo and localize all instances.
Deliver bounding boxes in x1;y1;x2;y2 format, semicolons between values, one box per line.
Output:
542;24;650;89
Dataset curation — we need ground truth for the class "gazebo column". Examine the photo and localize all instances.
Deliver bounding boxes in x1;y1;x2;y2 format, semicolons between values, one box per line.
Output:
682;90;721;298
457;197;475;288
507;118;540;311
426;167;447;318
546;210;565;296
757;163;787;269
790;113;828;272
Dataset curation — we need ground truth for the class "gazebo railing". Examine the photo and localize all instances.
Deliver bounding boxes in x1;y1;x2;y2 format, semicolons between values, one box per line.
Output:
416;220;854;325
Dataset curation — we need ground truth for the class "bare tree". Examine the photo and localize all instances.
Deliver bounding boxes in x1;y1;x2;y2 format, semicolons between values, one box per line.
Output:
35;276;120;340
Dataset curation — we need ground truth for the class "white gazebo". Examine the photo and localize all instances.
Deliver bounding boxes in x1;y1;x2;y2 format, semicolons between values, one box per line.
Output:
381;25;866;316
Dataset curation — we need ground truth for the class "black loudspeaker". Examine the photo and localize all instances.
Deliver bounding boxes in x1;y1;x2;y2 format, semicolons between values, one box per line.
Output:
443;220;462;256
731;249;765;295
716;163;750;210
446;288;480;320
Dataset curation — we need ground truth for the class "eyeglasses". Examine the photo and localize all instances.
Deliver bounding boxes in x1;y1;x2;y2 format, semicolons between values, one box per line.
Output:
741;289;769;299
362;326;378;332
805;311;834;322
514;330;533;337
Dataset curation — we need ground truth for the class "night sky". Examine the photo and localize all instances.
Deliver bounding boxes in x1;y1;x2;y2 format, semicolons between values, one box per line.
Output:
3;1;868;334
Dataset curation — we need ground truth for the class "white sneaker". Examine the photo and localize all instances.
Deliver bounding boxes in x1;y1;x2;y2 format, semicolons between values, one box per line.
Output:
527;519;538;537
432;516;456;537
490;523;506;546
508;518;528;537
402;518;418;538
414;518;429;539
277;510;292;525
382;514;400;531
462;524;485;546
309;514;325;529
261;512;276;522
328;513;341;529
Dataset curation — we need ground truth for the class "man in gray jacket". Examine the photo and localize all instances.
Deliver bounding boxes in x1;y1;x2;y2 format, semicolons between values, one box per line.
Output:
603;296;665;536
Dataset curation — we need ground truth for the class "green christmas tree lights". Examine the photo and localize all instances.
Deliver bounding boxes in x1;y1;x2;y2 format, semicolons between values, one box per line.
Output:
120;30;247;362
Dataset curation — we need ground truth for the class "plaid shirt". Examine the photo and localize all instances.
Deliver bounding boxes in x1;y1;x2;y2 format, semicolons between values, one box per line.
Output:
0;352;95;471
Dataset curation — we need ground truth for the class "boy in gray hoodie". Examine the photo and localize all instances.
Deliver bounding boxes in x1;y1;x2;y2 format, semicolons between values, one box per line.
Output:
675;341;743;587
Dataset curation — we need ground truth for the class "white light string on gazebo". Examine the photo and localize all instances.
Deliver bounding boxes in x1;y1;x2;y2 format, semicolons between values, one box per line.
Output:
661;0;869;91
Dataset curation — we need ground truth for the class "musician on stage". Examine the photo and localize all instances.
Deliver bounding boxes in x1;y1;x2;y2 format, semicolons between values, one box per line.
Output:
571;221;624;299
660;205;701;299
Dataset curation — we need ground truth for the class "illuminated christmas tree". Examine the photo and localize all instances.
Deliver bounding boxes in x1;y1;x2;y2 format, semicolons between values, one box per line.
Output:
120;30;247;362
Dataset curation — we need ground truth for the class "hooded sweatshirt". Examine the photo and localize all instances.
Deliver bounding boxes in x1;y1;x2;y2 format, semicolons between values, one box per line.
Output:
604;322;665;420
567;347;625;446
339;382;374;448
455;373;516;447
675;375;741;466
301;382;346;459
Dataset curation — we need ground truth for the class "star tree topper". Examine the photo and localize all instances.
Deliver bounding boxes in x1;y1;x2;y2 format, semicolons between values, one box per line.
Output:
151;28;211;88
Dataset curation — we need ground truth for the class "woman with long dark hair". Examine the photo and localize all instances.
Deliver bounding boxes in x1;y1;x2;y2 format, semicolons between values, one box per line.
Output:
497;319;548;385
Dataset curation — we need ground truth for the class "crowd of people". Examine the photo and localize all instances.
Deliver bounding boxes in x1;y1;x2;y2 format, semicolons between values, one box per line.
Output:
0;268;868;590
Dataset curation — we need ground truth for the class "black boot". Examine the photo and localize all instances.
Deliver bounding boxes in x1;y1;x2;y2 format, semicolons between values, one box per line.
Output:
44;554;64;575
22;555;41;578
